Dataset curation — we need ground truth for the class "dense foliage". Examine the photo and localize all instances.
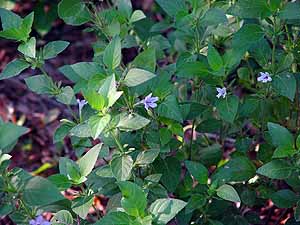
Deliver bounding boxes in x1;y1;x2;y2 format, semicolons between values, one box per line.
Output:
1;0;300;224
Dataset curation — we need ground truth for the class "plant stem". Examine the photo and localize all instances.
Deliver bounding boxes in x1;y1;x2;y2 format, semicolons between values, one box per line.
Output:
19;199;34;218
110;130;124;152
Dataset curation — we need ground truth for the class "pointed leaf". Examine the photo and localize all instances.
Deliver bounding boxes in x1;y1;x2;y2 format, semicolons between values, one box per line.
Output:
17;37;36;58
43;41;70;59
77;143;102;177
124;68;156;87
111;155;133;181
88;114;111;139
118;181;147;217
0;59;30;80
149;198;187;224
58;0;91;25
185;160;208;184
103;36;121;70
257;160;293;179
217;184;241;203
23;176;64;206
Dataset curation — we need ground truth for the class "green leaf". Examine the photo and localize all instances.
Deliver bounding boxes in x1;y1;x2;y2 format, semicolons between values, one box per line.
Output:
117;113;150;131
155;0;187;17
116;0;132;18
130;10;146;23
17;37;36;58
0;59;30;80
0;28;27;41
159;127;172;145
276;53;294;73
83;90;107;111
51;210;73;225
267;122;294;148
0;123;28;150
124;68;156;87
272;73;296;101
56;86;74;105
0;11;33;42
0;205;13;217
72;195;94;219
185;194;206;214
185;160;208;184
271;189;297;208
272;145;295;159
77;143;102;177
296;134;300;149
249;38;272;67
20;12;34;39
201;8;227;27
232;24;264;50
25;75;52;94
33;2;57;36
217;184;240;203
149;198;187;224
228;0;271;19
135;149;160;165
23;176;64;206
158;95;183;123
118;181;147;217
58;0;90;25
98;74;123;107
216;95;239;123
70;123;91;138
279;2;300;23
257;160;293;179
53;122;75;143
176;61;210;78
43;41;70;59
153;157;181;193
207;44;223;71
95;211;134;225
212;156;256;182
59;157;82;183
89;114;111;139
59;62;103;82
132;48;156;73
48;174;72;191
0;8;22;30
111;155;133;181
103;36;122;70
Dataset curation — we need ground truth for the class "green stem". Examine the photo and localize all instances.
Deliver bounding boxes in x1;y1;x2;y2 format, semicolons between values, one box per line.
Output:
19;199;34;218
110;130;124;152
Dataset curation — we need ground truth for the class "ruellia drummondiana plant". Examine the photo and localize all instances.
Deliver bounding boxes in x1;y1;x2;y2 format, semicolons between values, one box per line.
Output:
1;0;300;224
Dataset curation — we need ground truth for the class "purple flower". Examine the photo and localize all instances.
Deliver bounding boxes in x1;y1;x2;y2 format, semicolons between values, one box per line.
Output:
257;72;272;83
142;93;159;110
216;87;227;99
29;215;51;225
77;99;88;112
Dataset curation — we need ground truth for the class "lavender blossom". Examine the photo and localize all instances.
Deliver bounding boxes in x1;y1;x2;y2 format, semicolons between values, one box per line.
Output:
29;215;51;225
216;87;227;99
77;99;88;113
257;72;272;83
142;93;159;110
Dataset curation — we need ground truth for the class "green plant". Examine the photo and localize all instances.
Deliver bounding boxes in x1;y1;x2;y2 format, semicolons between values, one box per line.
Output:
1;0;300;224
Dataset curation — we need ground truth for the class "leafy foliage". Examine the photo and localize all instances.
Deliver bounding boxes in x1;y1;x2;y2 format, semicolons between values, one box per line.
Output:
1;0;300;224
